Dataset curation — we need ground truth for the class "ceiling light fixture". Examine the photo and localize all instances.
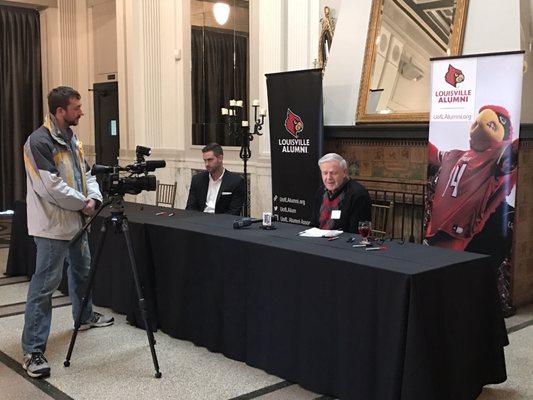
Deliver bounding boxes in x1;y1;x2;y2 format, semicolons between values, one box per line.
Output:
213;2;230;26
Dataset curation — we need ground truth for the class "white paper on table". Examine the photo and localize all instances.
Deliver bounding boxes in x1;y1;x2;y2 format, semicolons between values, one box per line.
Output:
297;227;343;238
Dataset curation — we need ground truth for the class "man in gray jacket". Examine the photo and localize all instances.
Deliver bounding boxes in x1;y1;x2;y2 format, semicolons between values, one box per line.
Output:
21;86;113;378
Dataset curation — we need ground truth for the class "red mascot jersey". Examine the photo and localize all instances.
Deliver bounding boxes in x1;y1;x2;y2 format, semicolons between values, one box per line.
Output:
426;140;517;250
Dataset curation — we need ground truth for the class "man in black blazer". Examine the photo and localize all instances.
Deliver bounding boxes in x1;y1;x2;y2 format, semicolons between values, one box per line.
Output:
186;143;245;215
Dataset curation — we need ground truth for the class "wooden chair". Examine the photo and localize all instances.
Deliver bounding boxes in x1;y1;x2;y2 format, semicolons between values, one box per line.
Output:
156;181;177;207
371;201;394;238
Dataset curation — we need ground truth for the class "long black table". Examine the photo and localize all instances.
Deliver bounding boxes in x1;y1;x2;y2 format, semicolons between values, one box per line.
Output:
6;201;508;400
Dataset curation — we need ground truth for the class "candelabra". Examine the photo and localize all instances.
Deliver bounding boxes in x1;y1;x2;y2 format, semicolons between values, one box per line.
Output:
221;99;267;217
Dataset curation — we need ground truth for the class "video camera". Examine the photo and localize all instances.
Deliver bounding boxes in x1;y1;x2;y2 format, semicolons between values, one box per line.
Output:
91;145;166;196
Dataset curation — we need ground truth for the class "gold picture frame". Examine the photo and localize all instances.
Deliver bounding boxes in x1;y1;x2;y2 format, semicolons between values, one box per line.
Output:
356;0;469;123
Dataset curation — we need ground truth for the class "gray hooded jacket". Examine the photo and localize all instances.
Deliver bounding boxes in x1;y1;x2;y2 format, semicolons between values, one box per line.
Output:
23;115;102;240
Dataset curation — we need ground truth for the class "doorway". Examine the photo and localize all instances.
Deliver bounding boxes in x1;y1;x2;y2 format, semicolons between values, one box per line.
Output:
93;81;119;166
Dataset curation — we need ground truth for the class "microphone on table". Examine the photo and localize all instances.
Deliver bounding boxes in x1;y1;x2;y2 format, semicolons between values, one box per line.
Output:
233;217;262;229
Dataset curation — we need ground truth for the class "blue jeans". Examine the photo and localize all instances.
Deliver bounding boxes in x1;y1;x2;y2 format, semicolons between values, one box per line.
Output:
22;233;94;355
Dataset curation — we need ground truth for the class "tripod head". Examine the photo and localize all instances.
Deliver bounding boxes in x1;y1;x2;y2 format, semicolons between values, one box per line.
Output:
69;193;134;246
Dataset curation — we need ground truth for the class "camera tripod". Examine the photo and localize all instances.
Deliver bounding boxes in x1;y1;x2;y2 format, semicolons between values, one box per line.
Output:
63;195;162;378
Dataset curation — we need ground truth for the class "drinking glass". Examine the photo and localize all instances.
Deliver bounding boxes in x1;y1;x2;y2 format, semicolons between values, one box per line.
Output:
358;221;372;245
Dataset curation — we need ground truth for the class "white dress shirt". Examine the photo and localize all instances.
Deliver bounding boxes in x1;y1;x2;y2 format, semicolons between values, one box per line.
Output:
203;169;225;213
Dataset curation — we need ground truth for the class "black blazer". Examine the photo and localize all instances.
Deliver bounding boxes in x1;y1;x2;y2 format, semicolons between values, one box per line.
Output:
311;179;372;233
186;170;245;215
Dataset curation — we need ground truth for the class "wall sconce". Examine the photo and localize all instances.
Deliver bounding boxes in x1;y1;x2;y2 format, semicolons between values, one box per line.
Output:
213;2;230;25
399;55;424;82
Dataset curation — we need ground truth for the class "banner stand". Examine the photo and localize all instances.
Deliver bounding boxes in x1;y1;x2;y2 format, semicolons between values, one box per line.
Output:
426;51;524;317
266;69;324;226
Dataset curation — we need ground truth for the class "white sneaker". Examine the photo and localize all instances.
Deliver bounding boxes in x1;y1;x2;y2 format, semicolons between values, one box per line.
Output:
78;311;114;331
22;353;50;378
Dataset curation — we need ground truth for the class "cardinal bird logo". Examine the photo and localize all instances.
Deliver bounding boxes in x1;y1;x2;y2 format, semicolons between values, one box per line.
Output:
284;108;304;138
444;64;465;87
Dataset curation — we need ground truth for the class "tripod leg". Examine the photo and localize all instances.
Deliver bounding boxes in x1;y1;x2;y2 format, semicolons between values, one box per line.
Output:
121;219;162;378
64;220;109;367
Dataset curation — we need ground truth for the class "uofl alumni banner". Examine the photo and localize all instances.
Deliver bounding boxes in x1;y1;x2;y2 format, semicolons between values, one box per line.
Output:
266;69;323;225
426;51;524;314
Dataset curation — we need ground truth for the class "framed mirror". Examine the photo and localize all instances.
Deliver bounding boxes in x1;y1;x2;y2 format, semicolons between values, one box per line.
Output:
356;0;469;123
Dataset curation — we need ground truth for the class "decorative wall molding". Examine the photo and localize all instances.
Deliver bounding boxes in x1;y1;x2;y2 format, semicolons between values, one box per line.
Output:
58;0;78;87
326;123;533;140
520;138;533;148
328;139;428;148
256;0;317;157
308;0;319;67
286;0;310;70
520;124;533;140
141;0;163;148
325;124;429;140
38;1;92;143
257;0;284;157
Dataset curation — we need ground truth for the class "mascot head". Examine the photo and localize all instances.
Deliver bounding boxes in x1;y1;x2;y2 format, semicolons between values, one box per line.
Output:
445;64;464;87
284;109;304;138
470;105;513;152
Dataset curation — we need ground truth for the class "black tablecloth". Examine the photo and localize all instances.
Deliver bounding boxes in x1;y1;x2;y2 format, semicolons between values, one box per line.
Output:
6;201;508;400
6;201;37;277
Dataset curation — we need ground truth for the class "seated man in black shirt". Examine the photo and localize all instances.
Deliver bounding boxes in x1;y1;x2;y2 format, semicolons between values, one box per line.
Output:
311;153;371;233
186;143;245;215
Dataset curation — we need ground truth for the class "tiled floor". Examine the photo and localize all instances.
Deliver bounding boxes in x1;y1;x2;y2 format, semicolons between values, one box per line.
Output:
1;246;532;400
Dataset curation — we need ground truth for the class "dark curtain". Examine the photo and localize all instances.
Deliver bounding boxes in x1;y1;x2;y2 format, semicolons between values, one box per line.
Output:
192;26;247;146
0;6;42;210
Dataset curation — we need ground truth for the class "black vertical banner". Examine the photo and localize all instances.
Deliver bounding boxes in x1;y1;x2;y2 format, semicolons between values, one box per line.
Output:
266;69;323;226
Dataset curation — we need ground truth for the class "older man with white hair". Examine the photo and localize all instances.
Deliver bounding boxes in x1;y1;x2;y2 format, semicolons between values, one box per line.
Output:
311;153;371;233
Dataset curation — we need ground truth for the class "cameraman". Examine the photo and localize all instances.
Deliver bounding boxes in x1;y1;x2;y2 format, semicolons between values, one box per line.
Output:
21;86;114;378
